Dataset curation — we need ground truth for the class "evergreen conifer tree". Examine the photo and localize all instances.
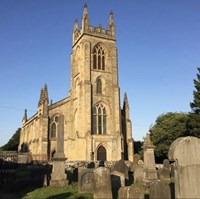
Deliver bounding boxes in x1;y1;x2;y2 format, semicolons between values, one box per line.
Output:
188;67;200;137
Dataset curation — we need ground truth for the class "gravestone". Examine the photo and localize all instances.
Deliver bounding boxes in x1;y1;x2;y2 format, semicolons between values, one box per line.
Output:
134;160;144;183
163;159;170;168
168;136;200;198
134;154;141;166
111;170;125;188
118;186;129;198
111;159;129;179
149;180;171;199
50;115;68;186
87;161;95;168
158;159;170;182
94;167;112;199
78;169;94;193
118;185;148;199
111;171;125;198
129;186;148;199
142;133;157;184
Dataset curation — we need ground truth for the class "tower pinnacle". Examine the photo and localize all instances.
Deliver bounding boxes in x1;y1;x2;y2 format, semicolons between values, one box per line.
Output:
82;3;89;32
108;10;115;36
22;109;27;123
123;92;129;109
73;18;78;31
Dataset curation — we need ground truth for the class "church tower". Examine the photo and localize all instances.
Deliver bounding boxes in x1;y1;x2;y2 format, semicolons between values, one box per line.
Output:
19;4;134;163
69;4;126;161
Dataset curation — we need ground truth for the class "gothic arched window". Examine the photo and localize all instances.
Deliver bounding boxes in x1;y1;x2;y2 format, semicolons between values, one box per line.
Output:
50;116;59;138
51;122;56;138
97;79;102;94
93;44;105;70
93;104;107;135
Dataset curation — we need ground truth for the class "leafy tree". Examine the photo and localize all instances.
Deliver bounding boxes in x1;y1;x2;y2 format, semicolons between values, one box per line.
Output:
134;140;143;155
149;112;188;162
1;128;21;151
188;67;200;137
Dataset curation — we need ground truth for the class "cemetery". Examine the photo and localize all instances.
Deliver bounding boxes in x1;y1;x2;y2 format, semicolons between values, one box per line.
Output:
1;134;200;198
1;2;200;199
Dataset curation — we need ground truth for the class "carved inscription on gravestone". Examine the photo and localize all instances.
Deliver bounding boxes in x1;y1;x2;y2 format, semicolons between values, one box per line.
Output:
78;169;94;193
94;167;112;199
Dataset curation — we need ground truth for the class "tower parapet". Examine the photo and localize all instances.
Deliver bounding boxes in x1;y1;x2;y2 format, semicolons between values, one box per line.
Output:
72;4;116;47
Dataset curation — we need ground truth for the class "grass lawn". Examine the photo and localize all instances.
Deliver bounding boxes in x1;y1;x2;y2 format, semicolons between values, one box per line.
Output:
21;183;93;199
0;183;93;199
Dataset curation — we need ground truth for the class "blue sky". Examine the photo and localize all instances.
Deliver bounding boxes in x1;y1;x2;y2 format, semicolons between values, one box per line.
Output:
0;0;200;146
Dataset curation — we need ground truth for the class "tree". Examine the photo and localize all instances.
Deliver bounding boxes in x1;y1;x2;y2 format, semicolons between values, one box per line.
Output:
188;67;200;137
149;112;188;162
1;128;21;151
134;140;143;155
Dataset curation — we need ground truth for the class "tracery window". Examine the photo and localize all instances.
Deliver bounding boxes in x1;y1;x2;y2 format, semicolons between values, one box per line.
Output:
93;104;107;135
97;79;102;94
51;116;58;138
93;44;105;70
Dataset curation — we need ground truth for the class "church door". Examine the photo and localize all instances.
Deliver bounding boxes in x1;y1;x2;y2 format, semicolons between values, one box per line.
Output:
97;146;107;161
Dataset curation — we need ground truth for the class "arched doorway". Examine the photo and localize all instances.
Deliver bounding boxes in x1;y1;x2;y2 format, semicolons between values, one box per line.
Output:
97;146;107;161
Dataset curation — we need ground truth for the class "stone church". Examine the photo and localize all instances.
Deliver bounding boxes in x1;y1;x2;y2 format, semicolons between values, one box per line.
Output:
18;4;134;162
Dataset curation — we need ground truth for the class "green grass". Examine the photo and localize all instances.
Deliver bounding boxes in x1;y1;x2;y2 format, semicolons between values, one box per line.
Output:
20;183;93;199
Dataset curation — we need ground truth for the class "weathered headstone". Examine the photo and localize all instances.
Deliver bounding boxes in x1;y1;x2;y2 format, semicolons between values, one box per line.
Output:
111;170;125;188
50;115;68;186
129;186;148;199
118;185;148;199
87;161;95;168
134;160;144;183
111;171;125;199
94;167;112;199
168;136;200;199
163;159;170;168
134;154;141;166
158;159;170;182
149;180;171;199
78;169;94;193
111;159;129;179
142;133;157;184
118;186;129;198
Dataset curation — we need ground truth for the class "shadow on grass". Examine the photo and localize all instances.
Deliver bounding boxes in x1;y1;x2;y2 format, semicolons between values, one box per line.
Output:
47;192;92;199
47;192;72;199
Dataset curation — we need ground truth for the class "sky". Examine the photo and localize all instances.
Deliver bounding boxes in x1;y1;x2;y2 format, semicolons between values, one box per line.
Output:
0;0;200;146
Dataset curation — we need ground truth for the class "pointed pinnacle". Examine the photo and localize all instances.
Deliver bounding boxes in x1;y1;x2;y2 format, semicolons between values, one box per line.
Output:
124;92;129;109
38;88;43;106
23;109;27;121
110;10;113;15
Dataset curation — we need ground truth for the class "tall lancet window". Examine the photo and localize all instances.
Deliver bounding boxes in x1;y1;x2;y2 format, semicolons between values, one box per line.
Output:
51;123;56;138
97;79;102;94
93;104;107;135
93;44;105;70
